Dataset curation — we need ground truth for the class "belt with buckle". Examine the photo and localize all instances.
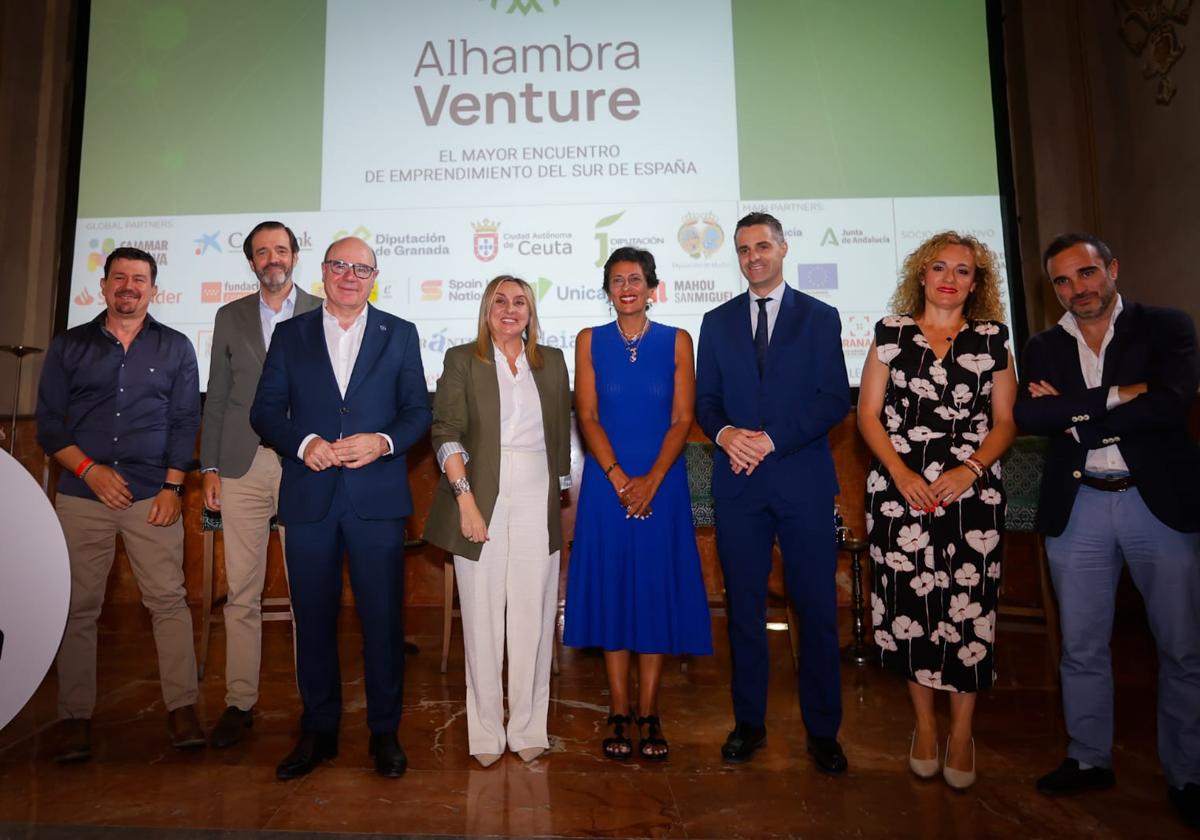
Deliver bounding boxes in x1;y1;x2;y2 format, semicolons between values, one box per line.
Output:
1079;474;1136;492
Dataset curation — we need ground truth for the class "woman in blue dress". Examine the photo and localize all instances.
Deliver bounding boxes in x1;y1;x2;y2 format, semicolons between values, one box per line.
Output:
565;246;713;761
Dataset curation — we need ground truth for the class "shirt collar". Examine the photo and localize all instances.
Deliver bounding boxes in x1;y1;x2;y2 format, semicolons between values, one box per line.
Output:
1058;294;1124;341
750;281;785;303
260;283;297;314
94;311;159;338
493;342;529;373
323;302;369;330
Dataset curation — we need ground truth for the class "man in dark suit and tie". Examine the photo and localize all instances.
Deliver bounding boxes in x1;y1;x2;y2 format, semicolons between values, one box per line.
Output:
1014;232;1199;830
251;236;431;779
696;212;851;773
200;220;320;747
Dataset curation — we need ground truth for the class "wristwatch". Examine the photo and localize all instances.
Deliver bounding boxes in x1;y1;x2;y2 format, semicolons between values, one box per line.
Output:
161;482;184;496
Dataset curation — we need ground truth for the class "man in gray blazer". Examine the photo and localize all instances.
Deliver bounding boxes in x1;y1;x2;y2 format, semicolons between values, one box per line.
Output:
200;220;321;746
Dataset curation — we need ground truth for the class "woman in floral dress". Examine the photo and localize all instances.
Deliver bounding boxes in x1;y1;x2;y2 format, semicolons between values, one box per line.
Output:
857;231;1017;790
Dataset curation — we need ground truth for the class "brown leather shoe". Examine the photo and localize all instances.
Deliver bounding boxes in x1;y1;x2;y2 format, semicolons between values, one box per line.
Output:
167;705;206;750
53;718;92;764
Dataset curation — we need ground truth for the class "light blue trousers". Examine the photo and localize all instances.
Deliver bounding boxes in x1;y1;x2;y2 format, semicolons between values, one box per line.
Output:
1046;485;1200;787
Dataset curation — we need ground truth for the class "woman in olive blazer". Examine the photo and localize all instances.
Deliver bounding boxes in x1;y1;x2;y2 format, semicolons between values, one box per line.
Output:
423;275;571;767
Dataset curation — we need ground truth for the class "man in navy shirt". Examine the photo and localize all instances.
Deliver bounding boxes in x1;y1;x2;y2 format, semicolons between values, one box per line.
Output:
36;246;203;762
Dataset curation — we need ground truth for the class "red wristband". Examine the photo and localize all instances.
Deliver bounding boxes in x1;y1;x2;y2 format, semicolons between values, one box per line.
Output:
74;456;94;478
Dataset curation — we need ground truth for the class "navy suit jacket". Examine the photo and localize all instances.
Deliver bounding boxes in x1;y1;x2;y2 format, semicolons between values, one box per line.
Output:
1013;300;1200;536
695;284;850;504
250;304;432;525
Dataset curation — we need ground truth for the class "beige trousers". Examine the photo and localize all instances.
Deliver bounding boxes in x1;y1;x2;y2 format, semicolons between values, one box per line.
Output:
55;494;198;719
454;449;559;756
217;445;284;710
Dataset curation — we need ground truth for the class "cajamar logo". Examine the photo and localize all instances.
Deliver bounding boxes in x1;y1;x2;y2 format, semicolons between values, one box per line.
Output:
480;0;561;14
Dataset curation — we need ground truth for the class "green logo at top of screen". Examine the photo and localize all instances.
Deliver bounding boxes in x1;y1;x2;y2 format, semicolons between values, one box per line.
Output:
480;0;561;15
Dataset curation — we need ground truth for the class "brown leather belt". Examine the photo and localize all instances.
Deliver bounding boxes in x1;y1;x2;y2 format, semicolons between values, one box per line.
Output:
1079;475;1136;492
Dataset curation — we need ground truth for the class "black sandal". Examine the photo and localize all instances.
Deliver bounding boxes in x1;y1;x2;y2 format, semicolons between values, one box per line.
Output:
637;714;669;762
603;713;633;761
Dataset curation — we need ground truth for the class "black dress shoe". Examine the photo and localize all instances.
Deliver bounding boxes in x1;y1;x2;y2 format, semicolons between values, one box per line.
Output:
1036;758;1116;795
1168;783;1200;831
807;736;848;774
209;706;254;748
53;718;92;764
276;731;338;781
369;732;408;778
721;722;767;763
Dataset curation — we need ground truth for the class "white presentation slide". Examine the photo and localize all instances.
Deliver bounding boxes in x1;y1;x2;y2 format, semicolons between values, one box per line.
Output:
67;0;1015;389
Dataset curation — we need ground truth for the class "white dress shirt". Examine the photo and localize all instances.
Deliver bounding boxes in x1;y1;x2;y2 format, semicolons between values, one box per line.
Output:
259;284;296;351
717;284;784;452
1058;295;1128;475
495;346;546;452
297;304;392;459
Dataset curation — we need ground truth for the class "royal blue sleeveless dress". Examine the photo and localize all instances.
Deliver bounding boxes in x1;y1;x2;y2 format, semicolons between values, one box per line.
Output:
564;322;713;654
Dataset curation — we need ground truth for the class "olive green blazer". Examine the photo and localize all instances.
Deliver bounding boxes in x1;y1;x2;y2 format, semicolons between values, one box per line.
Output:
422;342;572;560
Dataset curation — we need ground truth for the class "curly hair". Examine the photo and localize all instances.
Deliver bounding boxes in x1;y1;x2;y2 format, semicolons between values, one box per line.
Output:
888;231;1006;322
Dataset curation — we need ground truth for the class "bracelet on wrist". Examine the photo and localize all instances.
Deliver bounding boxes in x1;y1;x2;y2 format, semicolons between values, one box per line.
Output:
963;457;985;478
74;456;94;478
450;476;472;498
80;462;97;480
604;461;620;478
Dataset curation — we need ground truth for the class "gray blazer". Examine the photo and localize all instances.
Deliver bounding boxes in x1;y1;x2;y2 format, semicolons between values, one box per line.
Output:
423;342;572;561
201;286;321;477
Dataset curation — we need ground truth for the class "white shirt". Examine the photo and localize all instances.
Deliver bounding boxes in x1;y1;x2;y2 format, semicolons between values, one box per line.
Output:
259;284;296;351
297;304;392;459
495;345;546;452
717;285;783;453
747;284;783;343
1058;295;1128;475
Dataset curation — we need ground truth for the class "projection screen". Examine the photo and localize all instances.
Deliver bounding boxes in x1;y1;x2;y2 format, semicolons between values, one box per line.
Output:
65;0;1019;389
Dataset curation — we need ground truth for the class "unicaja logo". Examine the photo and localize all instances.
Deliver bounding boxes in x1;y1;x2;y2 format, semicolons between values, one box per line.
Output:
480;0;560;14
473;219;500;262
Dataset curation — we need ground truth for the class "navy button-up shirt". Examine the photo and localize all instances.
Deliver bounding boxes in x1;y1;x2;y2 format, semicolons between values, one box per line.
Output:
36;312;201;502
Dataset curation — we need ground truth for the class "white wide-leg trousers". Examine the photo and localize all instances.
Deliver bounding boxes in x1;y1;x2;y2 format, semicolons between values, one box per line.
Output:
454;449;559;756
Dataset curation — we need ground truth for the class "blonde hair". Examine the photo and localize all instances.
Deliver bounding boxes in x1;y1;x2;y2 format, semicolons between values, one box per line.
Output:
473;275;544;369
889;231;1006;322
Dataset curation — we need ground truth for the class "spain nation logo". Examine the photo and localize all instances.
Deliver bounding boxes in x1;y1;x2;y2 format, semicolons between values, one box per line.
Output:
473;219;500;262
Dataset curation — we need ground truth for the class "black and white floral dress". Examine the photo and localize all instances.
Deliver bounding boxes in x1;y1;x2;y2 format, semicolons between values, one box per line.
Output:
866;316;1009;692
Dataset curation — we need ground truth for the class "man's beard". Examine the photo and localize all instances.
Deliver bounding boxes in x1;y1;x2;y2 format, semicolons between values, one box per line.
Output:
258;265;292;293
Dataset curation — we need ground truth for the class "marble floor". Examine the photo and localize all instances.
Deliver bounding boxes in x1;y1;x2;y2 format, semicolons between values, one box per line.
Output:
0;605;1190;839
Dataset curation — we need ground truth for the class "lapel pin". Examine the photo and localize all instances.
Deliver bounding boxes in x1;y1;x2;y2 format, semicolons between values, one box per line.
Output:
380;324;387;331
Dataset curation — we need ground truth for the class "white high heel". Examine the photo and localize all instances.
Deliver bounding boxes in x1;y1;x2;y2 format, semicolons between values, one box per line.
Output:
908;730;940;779
942;736;976;790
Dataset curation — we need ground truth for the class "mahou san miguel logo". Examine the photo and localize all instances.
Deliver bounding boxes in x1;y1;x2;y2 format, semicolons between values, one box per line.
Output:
473;220;500;261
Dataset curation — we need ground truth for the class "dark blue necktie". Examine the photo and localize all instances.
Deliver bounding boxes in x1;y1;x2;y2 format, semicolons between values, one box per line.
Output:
754;297;771;375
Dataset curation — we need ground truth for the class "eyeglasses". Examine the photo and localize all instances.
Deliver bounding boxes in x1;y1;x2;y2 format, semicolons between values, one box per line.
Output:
323;259;377;280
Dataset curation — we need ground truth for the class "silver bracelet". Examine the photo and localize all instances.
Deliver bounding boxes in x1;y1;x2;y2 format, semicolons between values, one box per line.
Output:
450;476;472;497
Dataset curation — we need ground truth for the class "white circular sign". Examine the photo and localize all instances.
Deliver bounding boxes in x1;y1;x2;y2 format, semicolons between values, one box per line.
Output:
0;448;70;731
